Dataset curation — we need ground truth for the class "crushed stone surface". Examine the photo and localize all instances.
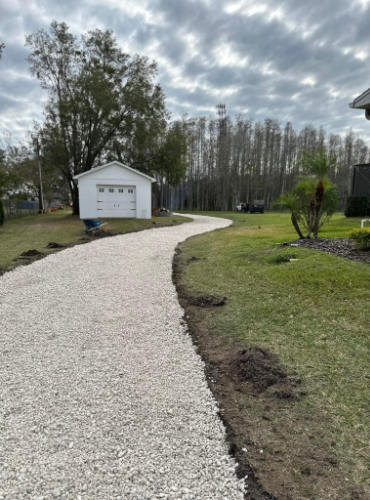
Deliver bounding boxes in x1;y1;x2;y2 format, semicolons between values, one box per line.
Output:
0;214;245;499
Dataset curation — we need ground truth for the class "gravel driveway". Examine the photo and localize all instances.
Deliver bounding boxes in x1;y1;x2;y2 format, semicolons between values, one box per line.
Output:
0;214;245;499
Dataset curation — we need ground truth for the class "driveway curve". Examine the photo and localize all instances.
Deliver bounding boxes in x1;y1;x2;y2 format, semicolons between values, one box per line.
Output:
0;214;244;499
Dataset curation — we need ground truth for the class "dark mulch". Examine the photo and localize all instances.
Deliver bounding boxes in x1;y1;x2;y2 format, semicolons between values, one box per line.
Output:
289;237;370;263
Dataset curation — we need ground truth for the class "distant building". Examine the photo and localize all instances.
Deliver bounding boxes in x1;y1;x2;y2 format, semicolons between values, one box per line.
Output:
350;164;370;197
349;88;370;119
345;163;370;217
347;91;370;216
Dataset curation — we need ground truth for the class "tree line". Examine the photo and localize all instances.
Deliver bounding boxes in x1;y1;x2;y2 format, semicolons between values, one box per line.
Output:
1;24;369;216
168;112;369;211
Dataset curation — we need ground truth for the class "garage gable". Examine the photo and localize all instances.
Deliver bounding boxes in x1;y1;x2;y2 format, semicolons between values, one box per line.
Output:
74;161;155;183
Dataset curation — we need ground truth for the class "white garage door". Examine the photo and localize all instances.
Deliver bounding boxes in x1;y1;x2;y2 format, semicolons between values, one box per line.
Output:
96;185;136;218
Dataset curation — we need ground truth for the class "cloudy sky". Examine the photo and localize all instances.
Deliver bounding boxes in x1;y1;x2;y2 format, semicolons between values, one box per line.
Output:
1;0;370;146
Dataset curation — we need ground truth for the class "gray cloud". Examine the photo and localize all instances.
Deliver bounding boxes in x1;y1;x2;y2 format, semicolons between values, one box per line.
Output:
1;0;370;147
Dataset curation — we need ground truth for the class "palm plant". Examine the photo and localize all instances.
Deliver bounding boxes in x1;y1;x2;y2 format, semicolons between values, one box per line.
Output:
279;150;338;238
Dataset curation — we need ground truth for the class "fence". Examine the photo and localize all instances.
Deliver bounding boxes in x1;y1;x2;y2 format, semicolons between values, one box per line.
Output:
1;199;39;219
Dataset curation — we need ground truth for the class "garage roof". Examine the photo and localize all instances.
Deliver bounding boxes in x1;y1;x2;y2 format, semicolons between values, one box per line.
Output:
73;161;156;182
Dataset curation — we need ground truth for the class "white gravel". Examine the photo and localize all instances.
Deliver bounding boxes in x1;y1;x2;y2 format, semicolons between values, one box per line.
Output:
0;213;244;499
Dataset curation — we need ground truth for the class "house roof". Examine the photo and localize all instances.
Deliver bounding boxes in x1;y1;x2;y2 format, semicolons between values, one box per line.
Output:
349;88;370;109
73;161;156;182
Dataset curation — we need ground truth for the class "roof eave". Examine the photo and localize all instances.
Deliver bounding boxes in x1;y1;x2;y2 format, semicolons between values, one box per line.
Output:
349;88;370;110
73;161;156;182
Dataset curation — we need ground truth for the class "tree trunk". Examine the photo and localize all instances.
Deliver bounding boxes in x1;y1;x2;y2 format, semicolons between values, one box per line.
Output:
71;182;79;216
291;213;304;239
312;181;324;238
38;185;44;213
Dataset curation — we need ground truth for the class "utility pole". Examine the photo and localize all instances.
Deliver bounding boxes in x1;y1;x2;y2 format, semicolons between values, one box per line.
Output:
34;136;44;213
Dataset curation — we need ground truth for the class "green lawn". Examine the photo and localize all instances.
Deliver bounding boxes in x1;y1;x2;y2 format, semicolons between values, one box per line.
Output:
177;211;369;498
0;209;189;273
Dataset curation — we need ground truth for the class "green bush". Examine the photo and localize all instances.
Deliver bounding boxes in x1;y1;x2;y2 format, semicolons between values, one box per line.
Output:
345;196;370;217
0;200;4;226
350;229;370;250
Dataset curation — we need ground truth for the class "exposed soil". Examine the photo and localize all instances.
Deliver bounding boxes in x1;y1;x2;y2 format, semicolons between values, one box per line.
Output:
289;237;370;263
13;249;45;261
1;218;189;277
188;294;227;307
173;245;367;500
229;347;303;400
187;255;201;263
20;249;44;258
79;228;116;241
46;242;67;249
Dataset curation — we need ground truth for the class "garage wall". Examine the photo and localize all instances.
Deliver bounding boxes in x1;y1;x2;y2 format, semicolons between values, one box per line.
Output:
78;164;153;219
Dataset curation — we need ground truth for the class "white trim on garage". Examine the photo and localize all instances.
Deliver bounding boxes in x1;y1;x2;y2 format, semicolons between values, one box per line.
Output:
74;161;156;182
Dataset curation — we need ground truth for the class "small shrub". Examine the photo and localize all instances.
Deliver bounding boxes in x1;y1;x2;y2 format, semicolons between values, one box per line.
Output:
0;200;4;226
350;229;370;250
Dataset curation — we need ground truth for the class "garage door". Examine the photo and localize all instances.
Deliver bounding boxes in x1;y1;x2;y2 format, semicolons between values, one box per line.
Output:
96;185;136;218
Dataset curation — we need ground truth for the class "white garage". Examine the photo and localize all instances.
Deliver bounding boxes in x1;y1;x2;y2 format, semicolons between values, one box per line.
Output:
74;161;155;220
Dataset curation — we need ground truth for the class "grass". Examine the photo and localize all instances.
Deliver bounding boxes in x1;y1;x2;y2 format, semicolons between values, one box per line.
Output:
0;209;190;273
177;211;369;498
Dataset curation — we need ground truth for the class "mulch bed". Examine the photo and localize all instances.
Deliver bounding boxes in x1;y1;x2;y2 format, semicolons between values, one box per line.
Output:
288;237;369;263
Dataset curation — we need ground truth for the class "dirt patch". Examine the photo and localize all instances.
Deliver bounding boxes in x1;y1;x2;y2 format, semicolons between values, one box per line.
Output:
173;245;367;500
3;217;190;276
229;347;302;400
77;229;116;244
188;294;227;307
187;256;201;263
289;237;369;263
20;249;44;258
86;228;115;238
46;242;67;249
13;249;45;261
231;347;287;391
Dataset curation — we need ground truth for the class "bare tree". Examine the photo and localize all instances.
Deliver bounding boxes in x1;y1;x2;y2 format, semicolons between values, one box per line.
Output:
176;112;369;212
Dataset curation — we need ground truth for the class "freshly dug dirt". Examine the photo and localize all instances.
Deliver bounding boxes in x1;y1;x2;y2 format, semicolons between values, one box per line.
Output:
232;347;286;391
78;229;115;243
229;347;303;401
289;237;369;263
188;294;227;307
19;249;44;257
173;245;367;500
13;249;45;264
87;228;115;238
46;242;67;249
